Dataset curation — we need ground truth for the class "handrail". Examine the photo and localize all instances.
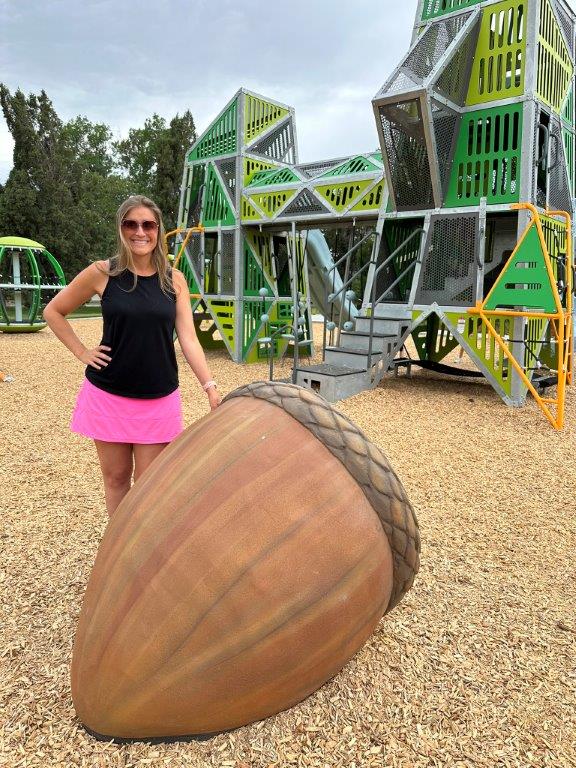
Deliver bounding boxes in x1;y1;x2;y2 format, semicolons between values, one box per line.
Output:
367;228;425;370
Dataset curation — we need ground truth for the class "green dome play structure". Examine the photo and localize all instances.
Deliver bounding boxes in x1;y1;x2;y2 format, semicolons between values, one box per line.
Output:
0;237;66;332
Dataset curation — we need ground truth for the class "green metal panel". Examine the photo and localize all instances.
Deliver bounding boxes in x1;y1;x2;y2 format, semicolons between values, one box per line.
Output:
202;164;236;227
484;225;557;312
246;167;301;187
242;300;265;357
563;128;575;195
205;299;235;353
466;0;526;105
189;99;237;161
243;158;277;185
537;0;574;113
422;0;483;21
314;179;374;213
241;196;264;221
178;251;200;295
247;189;297;218
562;83;574;127
411;314;460;362
350;181;385;212
445;105;523;206
243;238;274;296
320;155;380;177
445;311;514;395
244;95;290;144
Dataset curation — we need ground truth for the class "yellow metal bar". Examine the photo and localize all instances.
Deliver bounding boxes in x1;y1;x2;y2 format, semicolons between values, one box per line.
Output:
173;225;205;270
468;307;560;320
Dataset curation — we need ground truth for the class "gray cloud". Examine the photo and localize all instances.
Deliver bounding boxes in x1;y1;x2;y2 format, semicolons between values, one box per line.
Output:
0;0;416;181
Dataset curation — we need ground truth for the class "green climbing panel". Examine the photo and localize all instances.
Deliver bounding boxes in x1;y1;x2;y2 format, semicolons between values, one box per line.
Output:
445;105;523;207
350;181;384;212
242;300;266;358
314;179;375;213
178;252;200;295
422;0;483;20
243;158;278;185
241;196;264;221
243;238;275;296
189;99;237;160
562;83;574;127
320;155;380;177
537;0;574;113
244;95;290;144
205;299;235;353
445;311;514;396
247;189;297;218
411;314;460;363
467;0;526;106
202;164;236;227
246;167;301;187
484;224;558;313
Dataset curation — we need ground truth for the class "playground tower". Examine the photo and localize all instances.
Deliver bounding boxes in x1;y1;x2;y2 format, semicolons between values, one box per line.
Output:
175;0;575;428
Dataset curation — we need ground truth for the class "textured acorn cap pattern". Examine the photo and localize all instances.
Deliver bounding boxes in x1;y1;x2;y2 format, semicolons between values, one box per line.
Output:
224;381;420;611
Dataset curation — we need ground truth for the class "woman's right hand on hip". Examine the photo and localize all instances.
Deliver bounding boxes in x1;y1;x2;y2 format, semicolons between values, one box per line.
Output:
77;346;112;369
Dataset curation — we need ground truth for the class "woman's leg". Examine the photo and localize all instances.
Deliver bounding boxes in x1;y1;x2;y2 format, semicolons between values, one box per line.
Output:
133;443;169;483
94;440;134;517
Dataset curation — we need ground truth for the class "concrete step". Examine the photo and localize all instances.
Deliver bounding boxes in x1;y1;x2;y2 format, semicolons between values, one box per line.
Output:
324;346;382;369
294;363;370;402
339;330;395;353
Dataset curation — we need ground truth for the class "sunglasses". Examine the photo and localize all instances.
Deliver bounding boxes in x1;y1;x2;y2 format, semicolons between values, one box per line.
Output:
121;219;159;232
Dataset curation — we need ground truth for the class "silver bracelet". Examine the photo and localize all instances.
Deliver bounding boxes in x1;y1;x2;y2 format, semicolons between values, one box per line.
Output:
202;380;217;391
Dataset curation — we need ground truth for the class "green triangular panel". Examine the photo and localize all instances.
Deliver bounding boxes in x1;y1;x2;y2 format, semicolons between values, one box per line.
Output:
247;189;297;218
411;313;460;363
445;311;513;396
350;181;385;212
243;238;274;296
484;225;557;312
320;155;380;178
314;179;374;213
243;158;278;185
244;95;290;144
241;195;264;221
189;98;238;160
246;167;301;187
242;300;267;358
178;253;200;295
205;299;235;353
202;164;236;227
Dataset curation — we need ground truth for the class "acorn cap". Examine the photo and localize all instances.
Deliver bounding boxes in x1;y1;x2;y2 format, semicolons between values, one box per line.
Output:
223;381;420;611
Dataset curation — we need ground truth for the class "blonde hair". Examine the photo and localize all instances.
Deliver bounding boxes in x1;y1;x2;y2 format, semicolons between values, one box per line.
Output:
103;195;174;295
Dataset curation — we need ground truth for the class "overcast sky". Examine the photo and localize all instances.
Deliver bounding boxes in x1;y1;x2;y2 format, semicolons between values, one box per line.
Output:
0;0;417;183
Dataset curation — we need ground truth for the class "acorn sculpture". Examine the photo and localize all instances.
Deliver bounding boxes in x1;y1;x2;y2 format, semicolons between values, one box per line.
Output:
71;382;420;740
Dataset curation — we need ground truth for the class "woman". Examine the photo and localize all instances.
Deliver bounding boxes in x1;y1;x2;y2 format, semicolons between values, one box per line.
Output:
44;195;221;516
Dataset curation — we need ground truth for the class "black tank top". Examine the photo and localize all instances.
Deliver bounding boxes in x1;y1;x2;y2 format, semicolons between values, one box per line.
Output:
86;268;178;398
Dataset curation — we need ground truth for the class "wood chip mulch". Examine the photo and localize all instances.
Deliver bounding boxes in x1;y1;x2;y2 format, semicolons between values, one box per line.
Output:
1;319;575;767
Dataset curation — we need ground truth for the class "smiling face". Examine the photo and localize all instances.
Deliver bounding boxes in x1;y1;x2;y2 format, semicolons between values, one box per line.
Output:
120;205;159;261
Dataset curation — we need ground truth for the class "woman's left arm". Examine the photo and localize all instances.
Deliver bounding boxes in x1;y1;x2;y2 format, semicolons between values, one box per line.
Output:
173;269;222;410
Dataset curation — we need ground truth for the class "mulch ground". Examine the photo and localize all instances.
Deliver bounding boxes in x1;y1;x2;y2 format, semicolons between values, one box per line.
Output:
1;319;575;767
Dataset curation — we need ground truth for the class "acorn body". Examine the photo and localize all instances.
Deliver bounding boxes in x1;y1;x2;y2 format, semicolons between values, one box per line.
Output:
71;383;419;739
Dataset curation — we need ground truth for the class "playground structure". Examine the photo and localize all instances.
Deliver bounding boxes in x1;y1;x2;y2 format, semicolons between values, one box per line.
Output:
0;236;66;332
173;0;576;429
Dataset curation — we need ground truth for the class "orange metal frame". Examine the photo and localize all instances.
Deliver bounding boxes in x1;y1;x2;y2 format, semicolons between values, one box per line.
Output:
468;203;573;430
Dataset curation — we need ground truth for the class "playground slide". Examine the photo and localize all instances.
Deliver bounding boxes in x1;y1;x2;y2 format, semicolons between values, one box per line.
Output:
305;230;358;321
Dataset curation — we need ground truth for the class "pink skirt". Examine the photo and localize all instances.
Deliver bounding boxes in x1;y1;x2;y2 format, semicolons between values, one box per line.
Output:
70;378;184;444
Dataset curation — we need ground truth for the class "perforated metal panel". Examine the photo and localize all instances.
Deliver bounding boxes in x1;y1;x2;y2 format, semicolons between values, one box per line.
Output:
554;0;575;57
378;97;435;210
378;71;419;97
434;17;480;106
220;232;235;294
215;158;237;209
184;233;203;280
278;189;332;217
296;159;346;178
431;100;460;195
248;119;296;164
403;13;472;80
415;213;479;306
548;117;573;212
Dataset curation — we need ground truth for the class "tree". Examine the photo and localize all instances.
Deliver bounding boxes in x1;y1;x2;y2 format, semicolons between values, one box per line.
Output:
114;111;196;228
